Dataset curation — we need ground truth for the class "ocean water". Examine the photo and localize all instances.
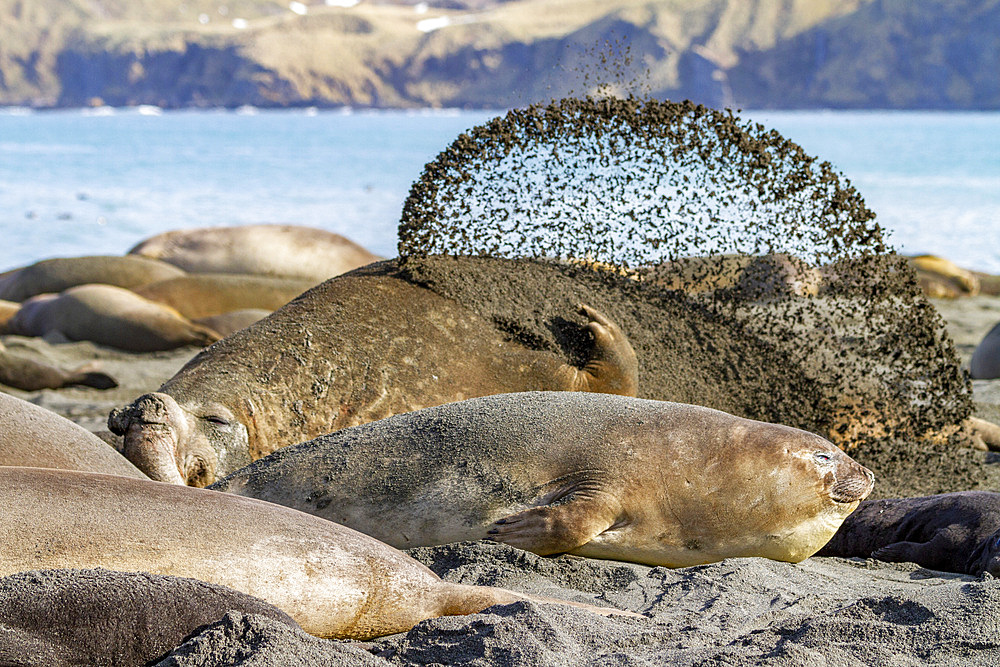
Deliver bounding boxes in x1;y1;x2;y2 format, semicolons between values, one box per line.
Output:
0;106;997;274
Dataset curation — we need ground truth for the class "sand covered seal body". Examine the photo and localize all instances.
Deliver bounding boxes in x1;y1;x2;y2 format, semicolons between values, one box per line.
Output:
0;568;297;667
817;491;1000;576
214;392;874;567
128;224;381;281
0;392;145;478
7;284;220;352
109;262;638;486
0;255;185;302
0;467;631;640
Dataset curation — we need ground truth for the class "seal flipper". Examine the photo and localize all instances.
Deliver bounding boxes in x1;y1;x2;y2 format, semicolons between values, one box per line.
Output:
563;304;638;396
487;489;621;555
871;541;925;564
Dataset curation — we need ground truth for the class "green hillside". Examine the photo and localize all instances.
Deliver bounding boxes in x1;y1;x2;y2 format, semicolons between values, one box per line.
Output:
0;0;996;109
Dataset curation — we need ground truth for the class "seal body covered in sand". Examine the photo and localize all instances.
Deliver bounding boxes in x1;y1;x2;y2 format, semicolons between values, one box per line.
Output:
7;284;220;352
109;262;638;486
0;393;144;478
817;491;1000;576
128;224;381;281
214;392;874;567
0;568;297;666
0;467;631;640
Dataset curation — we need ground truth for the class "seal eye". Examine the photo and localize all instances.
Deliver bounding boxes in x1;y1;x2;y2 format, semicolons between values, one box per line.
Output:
204;415;230;427
813;452;834;464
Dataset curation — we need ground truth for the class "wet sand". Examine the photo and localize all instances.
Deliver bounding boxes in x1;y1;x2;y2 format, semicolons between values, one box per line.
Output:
1;293;999;665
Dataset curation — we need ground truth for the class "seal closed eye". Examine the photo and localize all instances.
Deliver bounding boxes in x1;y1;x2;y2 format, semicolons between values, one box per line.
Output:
213;391;874;567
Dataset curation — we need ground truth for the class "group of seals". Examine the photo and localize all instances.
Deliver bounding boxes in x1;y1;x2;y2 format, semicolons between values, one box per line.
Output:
214;392;875;567
817;491;1000;577
109;261;638;486
0;467;634;640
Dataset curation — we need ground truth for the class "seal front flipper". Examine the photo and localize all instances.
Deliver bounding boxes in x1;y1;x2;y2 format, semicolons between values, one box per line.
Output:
487;487;622;555
561;304;638;396
872;541;932;567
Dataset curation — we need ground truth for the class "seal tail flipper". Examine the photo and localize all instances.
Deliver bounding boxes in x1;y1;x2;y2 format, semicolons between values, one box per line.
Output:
76;371;119;390
487;491;620;555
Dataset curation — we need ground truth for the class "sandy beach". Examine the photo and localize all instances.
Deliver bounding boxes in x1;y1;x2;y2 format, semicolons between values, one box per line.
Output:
1;291;998;665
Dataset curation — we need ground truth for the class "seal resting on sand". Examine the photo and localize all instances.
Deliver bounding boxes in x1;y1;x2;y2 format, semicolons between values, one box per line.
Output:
0;467;635;640
109;261;637;486
971;321;1000;380
0;569;297;667
213;392;874;567
7;284;220;352
0;340;117;391
133;273;316;320
128;224;381;281
0;255;185;302
816;491;1000;577
0;393;145;478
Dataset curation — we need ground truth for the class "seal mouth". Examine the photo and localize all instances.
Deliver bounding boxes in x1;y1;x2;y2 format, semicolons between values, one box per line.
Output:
830;466;875;504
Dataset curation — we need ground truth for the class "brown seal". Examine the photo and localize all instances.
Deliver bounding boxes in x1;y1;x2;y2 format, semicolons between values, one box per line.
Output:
0;467;637;639
0;392;144;478
127;224;381;281
108;261;638;486
0;568;298;667
0;255;185;302
0;340;117;391
213;392;874;567
133;273;316;319
816;491;1000;577
7;284;220;352
971;321;1000;380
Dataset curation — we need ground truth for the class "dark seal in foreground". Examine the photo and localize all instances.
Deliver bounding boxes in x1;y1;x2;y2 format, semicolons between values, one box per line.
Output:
214;391;875;567
817;491;1000;576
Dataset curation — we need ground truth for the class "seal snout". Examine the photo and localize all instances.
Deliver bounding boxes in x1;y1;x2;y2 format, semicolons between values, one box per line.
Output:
830;460;875;504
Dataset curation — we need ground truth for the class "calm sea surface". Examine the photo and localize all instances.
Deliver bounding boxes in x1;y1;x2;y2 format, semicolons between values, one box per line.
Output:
0;107;997;273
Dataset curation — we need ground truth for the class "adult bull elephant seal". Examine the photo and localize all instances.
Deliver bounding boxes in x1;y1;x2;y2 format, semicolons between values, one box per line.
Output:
0;340;117;391
0;569;297;667
0;467;635;640
816;491;1000;577
213;392;875;567
0;255;185;302
109;262;638;486
128;224;381;281
7;284;220;352
0;393;144;478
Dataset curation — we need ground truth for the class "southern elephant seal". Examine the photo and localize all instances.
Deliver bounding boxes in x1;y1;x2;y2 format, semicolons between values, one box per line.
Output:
193;309;272;337
128;224;381;281
0;569;297;667
971;321;1000;380
907;254;980;298
817;491;1000;577
133;273;316;320
108;261;638;486
0;299;19;331
0;467;635;639
213;392;875;567
7;284;220;352
0;255;185;302
0;392;145;478
0;340;117;391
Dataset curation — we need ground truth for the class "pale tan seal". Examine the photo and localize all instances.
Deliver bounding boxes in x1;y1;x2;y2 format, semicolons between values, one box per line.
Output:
0;299;19;331
0;467;636;639
193;309;272;337
108;261;637;486
213;392;875;567
128;224;381;281
0;393;144;478
0;340;117;391
908;254;980;298
7;284;220;352
0;255;185;302
133;273;316;319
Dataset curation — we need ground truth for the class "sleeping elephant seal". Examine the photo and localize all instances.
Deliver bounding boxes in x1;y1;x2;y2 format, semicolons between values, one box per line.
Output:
213;392;874;567
0;255;185;302
971;321;1000;380
0;467;636;640
108;261;637;486
816;491;1000;577
133;273;316;320
0;392;145;478
0;340;117;391
0;568;297;667
128;224;381;281
7;284;220;352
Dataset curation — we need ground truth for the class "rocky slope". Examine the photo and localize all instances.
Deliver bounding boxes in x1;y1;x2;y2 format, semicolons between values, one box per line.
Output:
1;0;997;109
